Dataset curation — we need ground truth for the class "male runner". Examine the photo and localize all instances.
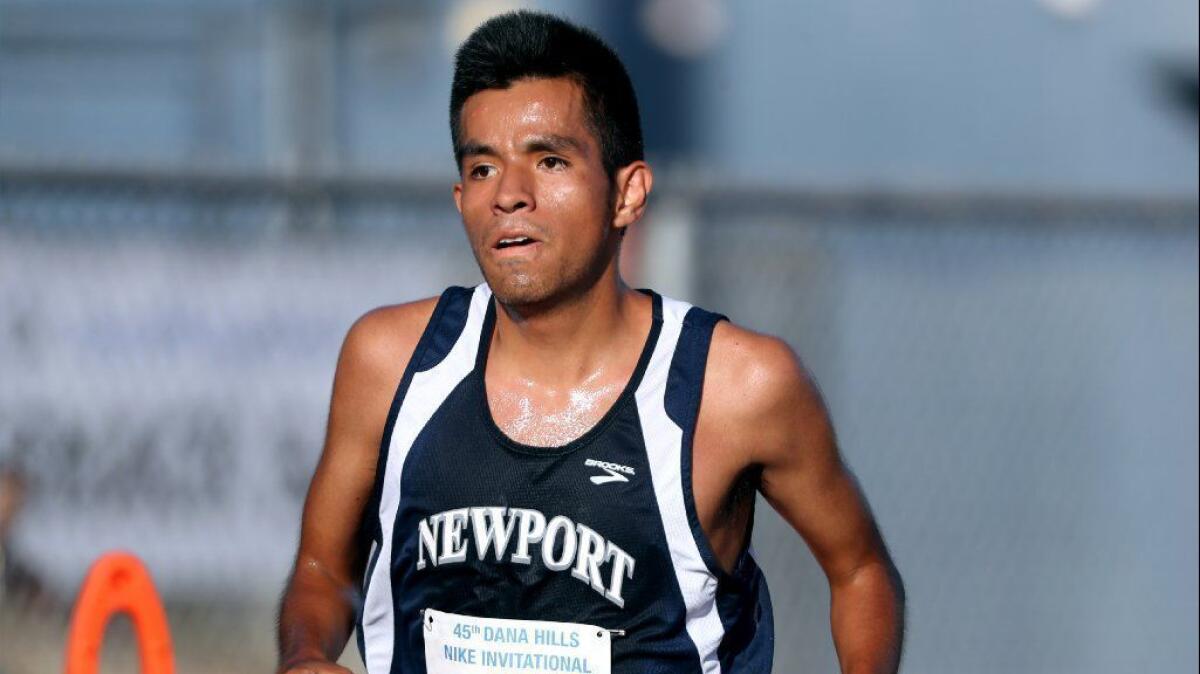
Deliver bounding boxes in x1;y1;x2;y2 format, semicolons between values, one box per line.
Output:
277;11;903;674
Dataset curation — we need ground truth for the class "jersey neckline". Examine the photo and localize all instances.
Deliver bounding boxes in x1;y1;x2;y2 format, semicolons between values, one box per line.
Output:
472;288;664;457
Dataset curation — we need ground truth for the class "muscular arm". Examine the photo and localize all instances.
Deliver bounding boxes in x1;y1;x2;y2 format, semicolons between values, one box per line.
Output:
706;324;905;674
276;300;436;673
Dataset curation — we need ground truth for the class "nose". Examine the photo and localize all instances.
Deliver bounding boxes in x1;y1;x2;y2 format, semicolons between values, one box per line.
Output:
493;164;534;215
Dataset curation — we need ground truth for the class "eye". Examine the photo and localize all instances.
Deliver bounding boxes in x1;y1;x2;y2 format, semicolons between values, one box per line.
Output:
469;164;496;180
539;156;569;171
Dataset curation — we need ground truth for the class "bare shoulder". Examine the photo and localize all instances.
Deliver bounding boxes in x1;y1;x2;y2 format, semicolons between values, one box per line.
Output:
338;296;441;381
321;295;441;462
702;320;832;464
705;320;816;417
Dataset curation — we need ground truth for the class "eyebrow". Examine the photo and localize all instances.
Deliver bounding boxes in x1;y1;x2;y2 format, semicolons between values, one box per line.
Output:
458;134;589;161
523;134;588;156
458;140;496;159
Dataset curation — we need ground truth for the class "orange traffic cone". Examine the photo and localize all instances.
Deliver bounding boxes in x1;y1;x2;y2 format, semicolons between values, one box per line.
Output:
64;551;174;674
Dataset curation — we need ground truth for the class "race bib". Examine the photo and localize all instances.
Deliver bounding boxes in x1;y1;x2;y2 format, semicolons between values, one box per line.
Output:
422;608;613;674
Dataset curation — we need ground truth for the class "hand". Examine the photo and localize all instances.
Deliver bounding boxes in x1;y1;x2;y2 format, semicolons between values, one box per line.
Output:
277;659;354;674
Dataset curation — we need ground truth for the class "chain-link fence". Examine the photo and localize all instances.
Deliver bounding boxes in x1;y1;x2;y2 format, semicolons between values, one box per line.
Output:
1;167;1196;673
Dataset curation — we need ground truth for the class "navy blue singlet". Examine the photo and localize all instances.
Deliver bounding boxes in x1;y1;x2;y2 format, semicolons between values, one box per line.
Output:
356;284;774;673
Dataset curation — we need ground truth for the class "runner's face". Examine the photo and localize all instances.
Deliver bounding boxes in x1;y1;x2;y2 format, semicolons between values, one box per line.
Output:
454;77;619;307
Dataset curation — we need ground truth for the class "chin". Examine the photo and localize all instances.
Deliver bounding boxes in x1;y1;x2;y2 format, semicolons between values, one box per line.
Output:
487;272;556;307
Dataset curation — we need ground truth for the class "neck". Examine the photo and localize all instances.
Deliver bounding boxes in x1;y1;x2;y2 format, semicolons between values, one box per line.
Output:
489;268;648;386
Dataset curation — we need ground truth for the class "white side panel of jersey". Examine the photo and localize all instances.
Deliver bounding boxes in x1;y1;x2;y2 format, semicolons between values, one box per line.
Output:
362;284;492;674
634;296;725;674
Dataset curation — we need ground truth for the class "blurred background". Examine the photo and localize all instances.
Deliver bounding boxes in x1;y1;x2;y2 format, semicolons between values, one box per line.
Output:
0;0;1196;672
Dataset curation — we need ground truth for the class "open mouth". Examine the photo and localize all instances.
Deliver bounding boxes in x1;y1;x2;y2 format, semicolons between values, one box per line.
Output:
495;236;537;249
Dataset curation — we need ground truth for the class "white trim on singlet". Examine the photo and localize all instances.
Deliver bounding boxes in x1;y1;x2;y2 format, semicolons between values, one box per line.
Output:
634;296;725;674
361;284;492;674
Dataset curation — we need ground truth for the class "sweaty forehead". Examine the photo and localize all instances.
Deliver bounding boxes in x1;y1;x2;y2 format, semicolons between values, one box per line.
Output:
460;77;594;149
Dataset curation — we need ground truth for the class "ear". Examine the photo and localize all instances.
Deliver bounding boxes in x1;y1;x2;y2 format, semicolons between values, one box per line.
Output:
612;161;653;232
453;182;463;214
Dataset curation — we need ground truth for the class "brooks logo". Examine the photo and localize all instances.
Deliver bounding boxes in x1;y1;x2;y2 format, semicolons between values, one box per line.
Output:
585;458;635;485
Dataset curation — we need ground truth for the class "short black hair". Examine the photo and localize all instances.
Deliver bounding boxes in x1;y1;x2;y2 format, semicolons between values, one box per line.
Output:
450;11;644;179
